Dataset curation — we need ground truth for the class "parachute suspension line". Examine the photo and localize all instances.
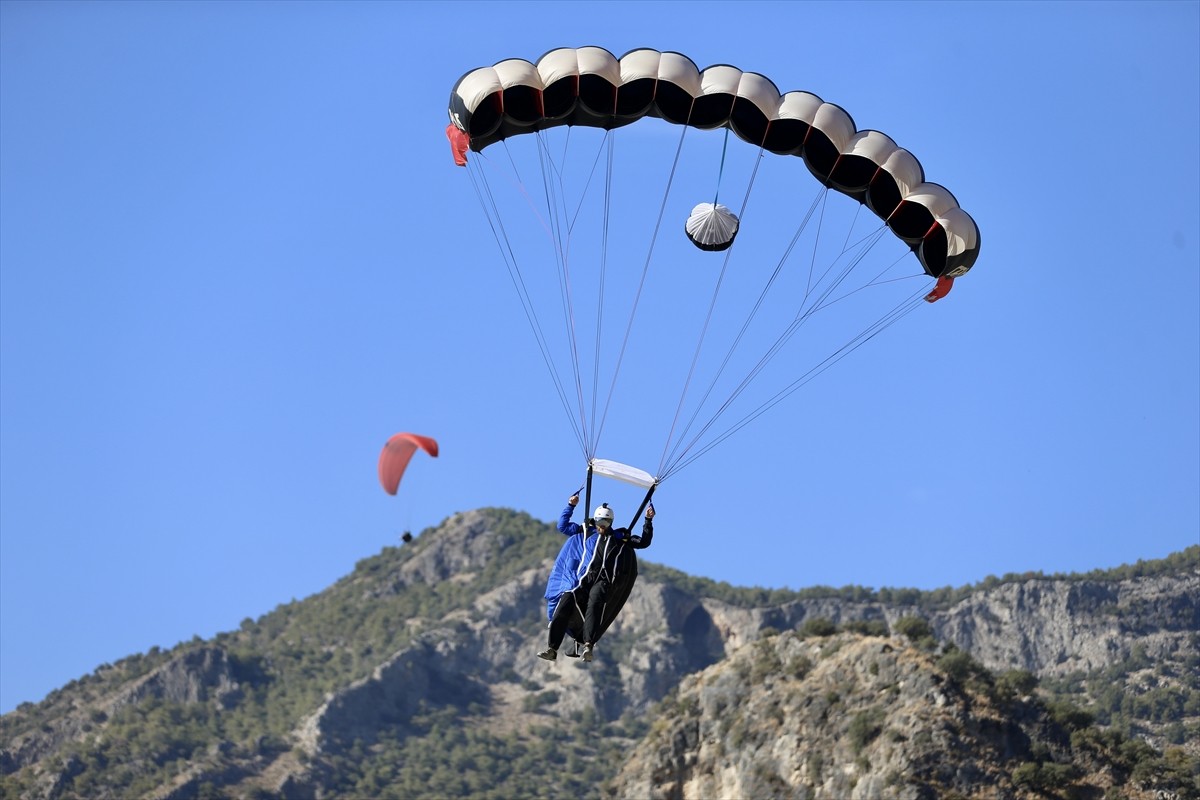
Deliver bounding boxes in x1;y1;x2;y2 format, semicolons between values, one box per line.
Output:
820;268;929;308
796;201;886;323
593;118;693;451
474;155;584;454
487;139;585;454
815;207;910;308
800;222;894;319
802;225;925;306
806;230;925;311
587;134;616;459
659;192;897;478
840;199;865;256
465;156;587;455
671;285;929;477
583;463;594;544
681;181;826;386
494;141;562;248
713;126;731;205
563;129;613;240
536;130;620;460
667;186;818;458
803;189;833;302
866;246;917;287
656;241;737;475
660;285;930;480
627;482;657;530
533;132;593;455
750;223;893;391
657;143;770;476
558;125;573;189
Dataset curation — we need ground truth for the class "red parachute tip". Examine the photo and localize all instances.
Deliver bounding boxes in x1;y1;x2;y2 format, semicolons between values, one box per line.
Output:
924;276;954;303
446;124;469;167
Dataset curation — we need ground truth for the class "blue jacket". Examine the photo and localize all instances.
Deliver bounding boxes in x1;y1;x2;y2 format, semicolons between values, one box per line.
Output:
544;505;598;617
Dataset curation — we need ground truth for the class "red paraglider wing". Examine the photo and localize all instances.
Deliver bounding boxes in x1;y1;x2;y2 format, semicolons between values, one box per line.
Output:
378;433;439;495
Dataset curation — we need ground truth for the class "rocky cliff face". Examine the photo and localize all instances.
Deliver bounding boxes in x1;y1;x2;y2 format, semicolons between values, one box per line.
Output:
626;570;1197;682
609;565;1199;744
609;632;1165;800
933;576;1198;677
2;509;1195;800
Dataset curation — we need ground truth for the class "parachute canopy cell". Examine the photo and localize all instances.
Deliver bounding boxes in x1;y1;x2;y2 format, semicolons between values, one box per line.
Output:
447;46;979;279
378;433;439;495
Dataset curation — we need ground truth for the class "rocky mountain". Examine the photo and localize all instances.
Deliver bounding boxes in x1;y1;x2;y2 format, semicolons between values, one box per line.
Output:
1;508;1196;799
612;631;1184;799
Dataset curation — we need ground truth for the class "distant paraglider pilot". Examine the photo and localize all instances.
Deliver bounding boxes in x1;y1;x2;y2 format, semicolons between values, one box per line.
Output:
538;494;653;663
378;433;436;547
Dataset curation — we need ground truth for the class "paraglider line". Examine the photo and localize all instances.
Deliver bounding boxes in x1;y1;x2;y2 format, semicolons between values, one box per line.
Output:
803;190;832;302
594;117;693;452
713;126;731;206
466;158;587;455
589;135;616;458
661;287;928;480
662;200;901;476
658;141;768;474
533;133;593;454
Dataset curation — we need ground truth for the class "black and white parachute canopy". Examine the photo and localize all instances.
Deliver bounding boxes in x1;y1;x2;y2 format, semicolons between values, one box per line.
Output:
448;46;979;279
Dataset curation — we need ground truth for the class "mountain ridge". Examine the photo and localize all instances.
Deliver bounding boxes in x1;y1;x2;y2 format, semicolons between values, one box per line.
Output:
2;508;1196;799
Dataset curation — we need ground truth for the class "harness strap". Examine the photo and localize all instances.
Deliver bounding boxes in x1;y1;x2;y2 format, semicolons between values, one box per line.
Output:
583;464;594;533
627;483;658;529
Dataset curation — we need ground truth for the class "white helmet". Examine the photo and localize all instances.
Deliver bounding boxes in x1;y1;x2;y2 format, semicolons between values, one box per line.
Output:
593;504;614;526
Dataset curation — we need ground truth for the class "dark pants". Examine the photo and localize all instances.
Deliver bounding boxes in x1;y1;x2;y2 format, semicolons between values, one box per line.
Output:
581;578;610;645
547;575;610;649
547;593;577;650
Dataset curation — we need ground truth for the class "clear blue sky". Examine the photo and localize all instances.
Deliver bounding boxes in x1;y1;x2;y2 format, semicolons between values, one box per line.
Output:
2;1;1197;714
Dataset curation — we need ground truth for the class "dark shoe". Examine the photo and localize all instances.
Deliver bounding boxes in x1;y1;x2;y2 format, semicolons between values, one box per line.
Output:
537;648;558;661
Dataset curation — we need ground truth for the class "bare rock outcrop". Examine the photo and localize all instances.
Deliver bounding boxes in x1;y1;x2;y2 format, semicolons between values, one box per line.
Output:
611;632;1162;800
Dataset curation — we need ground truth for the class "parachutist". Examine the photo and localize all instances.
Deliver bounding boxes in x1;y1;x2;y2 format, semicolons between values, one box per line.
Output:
379;434;434;547
540;494;654;662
